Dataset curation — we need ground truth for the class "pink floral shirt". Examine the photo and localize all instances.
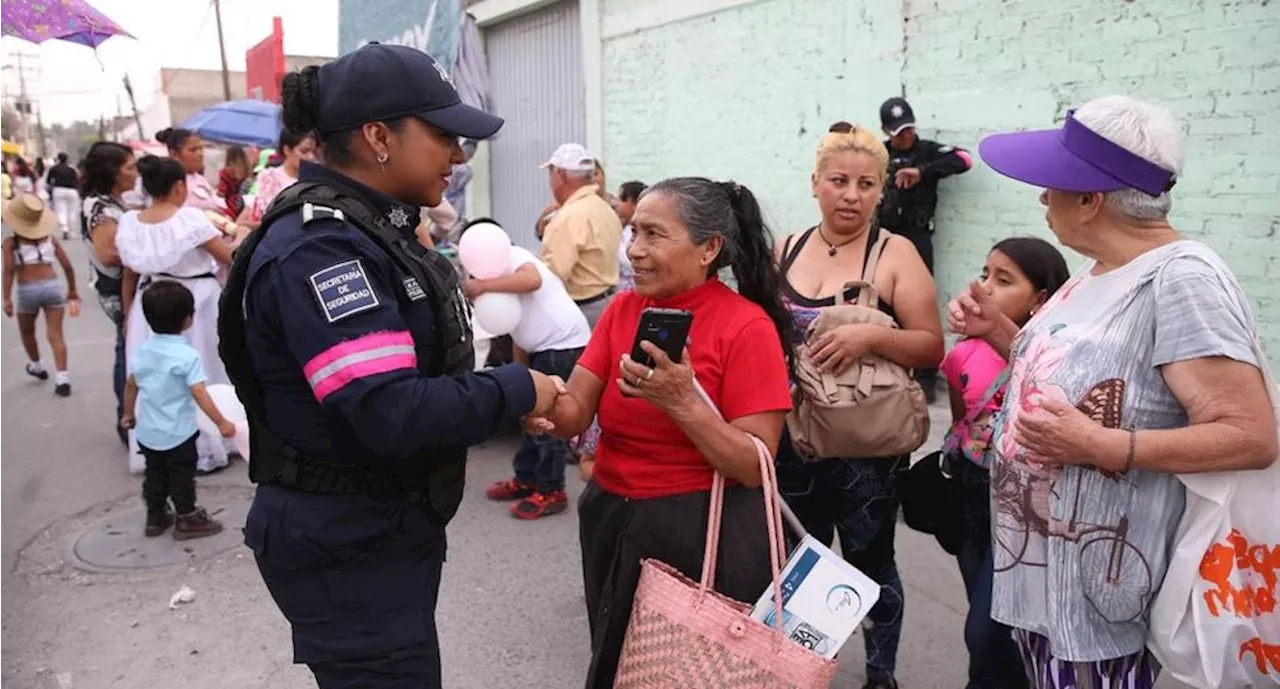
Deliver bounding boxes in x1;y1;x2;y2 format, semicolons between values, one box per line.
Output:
251;166;297;221
184;172;225;213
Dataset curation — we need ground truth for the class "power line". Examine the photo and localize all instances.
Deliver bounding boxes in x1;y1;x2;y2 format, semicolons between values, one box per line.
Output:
160;0;217;93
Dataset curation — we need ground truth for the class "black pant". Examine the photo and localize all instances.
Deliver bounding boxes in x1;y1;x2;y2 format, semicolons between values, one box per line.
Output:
775;434;906;684
113;317;128;446
952;457;1028;689
141;432;198;515
244;486;447;688
578;481;773;689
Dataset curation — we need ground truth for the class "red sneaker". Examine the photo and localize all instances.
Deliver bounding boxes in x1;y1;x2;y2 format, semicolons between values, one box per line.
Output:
511;491;568;520
486;478;534;501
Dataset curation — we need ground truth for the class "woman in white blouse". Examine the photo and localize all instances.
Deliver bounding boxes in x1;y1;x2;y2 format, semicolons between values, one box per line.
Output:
116;155;242;474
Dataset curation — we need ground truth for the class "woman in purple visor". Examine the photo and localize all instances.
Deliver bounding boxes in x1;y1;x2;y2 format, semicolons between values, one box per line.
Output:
947;95;1276;689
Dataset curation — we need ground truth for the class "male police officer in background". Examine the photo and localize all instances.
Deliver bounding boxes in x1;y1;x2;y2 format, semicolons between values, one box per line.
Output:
218;44;561;688
877;96;972;402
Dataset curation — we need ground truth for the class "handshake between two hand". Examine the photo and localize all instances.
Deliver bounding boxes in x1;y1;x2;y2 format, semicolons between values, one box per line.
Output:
522;371;568;435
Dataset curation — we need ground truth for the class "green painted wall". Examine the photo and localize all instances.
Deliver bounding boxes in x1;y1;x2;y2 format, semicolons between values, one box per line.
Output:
600;0;1280;361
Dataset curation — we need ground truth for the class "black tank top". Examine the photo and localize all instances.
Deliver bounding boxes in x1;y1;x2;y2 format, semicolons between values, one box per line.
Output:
779;225;899;323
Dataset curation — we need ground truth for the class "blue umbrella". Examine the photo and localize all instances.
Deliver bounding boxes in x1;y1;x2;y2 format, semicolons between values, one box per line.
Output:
179;99;282;148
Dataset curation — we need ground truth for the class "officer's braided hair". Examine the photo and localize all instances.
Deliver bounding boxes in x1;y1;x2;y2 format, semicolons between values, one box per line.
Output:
817;121;889;181
281;65;405;169
641;178;794;378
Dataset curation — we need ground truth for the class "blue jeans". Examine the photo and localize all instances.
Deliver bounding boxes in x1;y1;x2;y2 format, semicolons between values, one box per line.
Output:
952;456;1028;689
776;434;906;684
113;315;127;445
513;347;583;494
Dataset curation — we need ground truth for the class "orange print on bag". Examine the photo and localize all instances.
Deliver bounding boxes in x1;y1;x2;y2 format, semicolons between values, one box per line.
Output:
1239;637;1280;675
1199;529;1280;618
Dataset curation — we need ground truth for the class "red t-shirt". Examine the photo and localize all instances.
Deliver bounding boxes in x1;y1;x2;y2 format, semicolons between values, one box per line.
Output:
577;278;792;499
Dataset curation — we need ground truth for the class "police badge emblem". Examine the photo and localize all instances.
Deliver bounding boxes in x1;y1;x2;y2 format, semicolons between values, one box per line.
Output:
388;207;410;228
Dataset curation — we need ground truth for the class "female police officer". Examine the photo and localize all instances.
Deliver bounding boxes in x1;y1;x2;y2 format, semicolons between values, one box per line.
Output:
218;44;561;688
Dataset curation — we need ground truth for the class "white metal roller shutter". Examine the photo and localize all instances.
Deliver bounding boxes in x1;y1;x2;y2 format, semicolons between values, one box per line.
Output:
484;1;586;252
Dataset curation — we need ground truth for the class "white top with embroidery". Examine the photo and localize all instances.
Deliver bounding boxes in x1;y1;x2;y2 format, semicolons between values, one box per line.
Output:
116;207;221;277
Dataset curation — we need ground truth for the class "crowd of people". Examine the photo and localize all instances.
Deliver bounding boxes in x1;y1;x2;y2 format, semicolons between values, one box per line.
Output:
2;41;1275;689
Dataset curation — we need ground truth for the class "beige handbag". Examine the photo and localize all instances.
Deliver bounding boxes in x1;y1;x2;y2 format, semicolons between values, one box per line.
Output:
786;233;930;459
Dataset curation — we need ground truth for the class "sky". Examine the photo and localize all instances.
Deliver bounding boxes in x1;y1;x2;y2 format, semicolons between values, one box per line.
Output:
2;0;338;126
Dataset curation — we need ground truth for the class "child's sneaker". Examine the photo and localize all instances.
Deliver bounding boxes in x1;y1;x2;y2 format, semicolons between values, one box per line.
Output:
144;507;174;537
25;362;48;381
511;491;568;520
485;478;534;501
173;508;224;541
53;371;70;396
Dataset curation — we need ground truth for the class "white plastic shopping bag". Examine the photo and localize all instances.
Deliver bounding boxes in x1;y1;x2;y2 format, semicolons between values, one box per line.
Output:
1146;328;1280;687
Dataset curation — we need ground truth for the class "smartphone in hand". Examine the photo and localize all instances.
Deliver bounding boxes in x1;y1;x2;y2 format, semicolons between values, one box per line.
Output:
630;308;694;368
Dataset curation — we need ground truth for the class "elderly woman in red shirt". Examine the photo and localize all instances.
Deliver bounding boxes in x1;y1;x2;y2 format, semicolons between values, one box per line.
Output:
534;177;794;688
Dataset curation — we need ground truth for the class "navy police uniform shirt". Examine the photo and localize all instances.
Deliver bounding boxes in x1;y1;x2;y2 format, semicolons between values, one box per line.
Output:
878;138;972;235
241;162;535;468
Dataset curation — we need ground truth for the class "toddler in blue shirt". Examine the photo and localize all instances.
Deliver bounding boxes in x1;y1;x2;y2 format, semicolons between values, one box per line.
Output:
120;280;235;539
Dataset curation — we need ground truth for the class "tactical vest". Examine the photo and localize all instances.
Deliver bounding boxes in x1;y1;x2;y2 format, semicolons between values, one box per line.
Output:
218;180;475;521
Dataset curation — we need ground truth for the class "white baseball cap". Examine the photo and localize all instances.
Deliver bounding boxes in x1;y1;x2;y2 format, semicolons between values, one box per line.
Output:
540;143;596;172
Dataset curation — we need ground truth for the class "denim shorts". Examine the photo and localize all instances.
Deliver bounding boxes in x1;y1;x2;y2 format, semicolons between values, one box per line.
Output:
14;279;66;314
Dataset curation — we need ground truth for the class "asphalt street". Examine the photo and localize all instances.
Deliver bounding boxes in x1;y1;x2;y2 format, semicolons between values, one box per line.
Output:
0;239;1188;688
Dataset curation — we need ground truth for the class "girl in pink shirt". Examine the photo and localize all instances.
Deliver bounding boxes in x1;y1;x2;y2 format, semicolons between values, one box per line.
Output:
245;129;317;226
940;236;1069;689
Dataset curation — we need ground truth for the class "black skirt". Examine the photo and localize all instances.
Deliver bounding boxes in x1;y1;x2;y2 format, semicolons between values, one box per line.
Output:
577;480;774;689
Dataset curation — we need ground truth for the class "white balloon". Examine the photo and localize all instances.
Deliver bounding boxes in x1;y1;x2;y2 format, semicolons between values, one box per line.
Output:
458;221;512;279
473;293;523;336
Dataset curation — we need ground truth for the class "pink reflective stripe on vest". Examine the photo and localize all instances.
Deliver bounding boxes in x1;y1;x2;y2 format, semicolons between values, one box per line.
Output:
303;331;417;402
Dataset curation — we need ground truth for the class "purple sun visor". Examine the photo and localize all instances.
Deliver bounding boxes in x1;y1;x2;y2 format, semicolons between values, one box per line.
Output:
978;111;1177;197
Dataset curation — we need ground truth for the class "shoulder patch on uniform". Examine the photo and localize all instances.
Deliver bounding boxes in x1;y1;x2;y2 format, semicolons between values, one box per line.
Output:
403;277;427;301
309;259;380;323
940;146;954;153
302;202;347;225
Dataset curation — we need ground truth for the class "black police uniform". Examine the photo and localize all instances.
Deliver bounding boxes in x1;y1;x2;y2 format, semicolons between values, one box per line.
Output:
218;44;532;688
232;164;534;686
878;98;971;398
877;98;972;274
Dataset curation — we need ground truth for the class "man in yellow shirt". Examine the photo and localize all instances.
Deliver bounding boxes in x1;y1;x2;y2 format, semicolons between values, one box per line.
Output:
538;144;622;327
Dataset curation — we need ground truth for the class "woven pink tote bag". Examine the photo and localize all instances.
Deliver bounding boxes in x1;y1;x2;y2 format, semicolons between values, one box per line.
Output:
612;432;838;688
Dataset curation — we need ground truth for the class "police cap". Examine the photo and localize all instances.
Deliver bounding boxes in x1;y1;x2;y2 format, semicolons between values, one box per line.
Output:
311;43;503;141
880;97;916;136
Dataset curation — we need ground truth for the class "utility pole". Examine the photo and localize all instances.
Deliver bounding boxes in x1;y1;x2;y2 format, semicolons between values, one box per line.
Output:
35;100;46;159
213;0;233;101
123;76;145;140
15;52;31;147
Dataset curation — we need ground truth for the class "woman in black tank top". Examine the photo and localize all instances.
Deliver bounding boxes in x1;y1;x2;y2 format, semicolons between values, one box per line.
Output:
771;122;945;689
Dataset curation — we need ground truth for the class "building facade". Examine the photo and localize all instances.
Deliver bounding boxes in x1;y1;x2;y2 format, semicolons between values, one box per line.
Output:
159;55;330;128
474;0;1279;358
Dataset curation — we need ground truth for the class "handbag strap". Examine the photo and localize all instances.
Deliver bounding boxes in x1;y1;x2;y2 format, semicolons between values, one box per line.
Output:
958;363;1011;428
839;228;890;309
692;376;788;633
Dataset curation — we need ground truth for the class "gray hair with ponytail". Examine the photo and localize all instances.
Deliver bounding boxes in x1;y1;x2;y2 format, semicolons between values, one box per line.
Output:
643;177;794;376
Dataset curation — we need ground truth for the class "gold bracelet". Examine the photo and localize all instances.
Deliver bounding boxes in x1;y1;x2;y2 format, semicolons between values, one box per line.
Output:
1123;429;1137;473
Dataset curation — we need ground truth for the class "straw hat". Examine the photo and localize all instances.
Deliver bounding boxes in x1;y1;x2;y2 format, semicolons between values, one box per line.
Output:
2;193;56;240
